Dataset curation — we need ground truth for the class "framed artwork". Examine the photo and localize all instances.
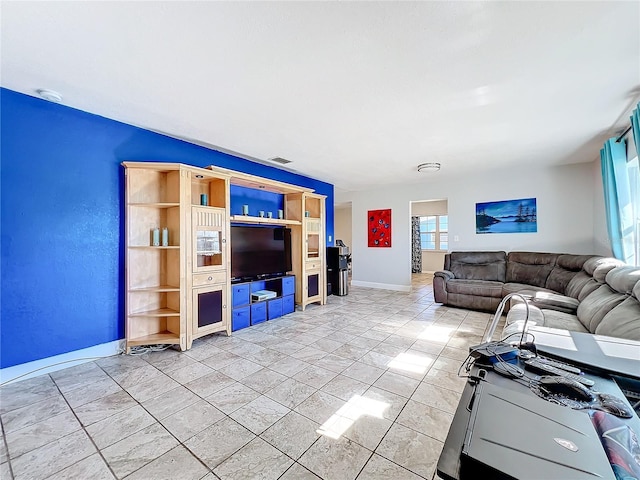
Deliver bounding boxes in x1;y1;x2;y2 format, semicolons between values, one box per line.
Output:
368;209;392;247
476;198;537;234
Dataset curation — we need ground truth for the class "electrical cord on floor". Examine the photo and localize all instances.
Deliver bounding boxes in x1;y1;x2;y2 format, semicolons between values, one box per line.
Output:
127;344;173;355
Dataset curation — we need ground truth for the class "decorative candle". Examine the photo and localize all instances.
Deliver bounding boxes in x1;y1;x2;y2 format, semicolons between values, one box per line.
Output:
152;228;160;246
242;204;249;215
200;194;208;206
162;227;169;246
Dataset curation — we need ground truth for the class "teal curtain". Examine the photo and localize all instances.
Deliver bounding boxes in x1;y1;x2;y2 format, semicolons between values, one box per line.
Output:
632;102;640;158
601;138;632;261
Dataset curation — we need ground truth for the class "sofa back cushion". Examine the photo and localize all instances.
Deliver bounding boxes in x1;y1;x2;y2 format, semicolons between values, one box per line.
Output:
575;259;627;301
576;285;626;332
447;251;507;282
582;257;624;276
596;278;640;340
565;271;592;299
605;266;640;294
545;254;593;295
595;297;640;340
576;267;640;332
506;252;558;288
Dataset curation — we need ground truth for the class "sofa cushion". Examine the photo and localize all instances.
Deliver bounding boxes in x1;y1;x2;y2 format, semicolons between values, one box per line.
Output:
448;251;506;282
544;254;593;295
582;256;623;276
565;271;592;299
576;284;626;332
508;289;579;313
503;283;556;298
595;297;640;340
506;252;558;288
540;309;590;333
593;261;626;282
578;279;602;301
502;303;546;339
605;266;640;294
446;279;503;298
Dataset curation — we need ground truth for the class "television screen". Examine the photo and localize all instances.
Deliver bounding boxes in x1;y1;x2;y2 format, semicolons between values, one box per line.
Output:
230;225;292;280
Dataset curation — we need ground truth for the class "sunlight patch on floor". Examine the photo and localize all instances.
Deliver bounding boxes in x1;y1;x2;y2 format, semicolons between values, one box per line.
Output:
317;395;389;440
418;325;455;343
387;351;434;374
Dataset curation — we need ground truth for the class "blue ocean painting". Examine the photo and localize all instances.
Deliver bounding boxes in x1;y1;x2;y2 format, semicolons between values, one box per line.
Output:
476;198;537;234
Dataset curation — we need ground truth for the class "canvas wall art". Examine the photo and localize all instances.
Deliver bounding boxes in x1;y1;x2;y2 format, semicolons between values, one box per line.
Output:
476;198;537;234
368;209;392;247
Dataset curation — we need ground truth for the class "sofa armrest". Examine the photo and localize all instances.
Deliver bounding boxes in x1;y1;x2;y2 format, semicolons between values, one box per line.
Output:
433;270;454;303
434;270;455;281
508;289;579;314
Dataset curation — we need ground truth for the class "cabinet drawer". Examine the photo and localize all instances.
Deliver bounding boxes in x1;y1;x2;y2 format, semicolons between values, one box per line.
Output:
193;271;226;287
282;276;295;297
282;295;295;315
232;283;251;308
251;302;267;325
232;306;250;332
306;260;322;271
268;298;283;320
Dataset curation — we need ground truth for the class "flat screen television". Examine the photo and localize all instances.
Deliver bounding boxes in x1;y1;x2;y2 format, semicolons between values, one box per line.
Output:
230;225;292;281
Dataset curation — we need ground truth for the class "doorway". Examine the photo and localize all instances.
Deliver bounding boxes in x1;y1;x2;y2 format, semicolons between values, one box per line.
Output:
410;199;448;274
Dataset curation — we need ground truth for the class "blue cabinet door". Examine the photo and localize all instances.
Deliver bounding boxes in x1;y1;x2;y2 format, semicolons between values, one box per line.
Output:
282;295;295;315
251;302;267;325
268;298;283;320
232;306;250;331
282;276;295;297
232;284;250;308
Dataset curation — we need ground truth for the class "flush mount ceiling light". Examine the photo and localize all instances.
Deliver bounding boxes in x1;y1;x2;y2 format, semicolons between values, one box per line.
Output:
417;162;441;173
36;89;63;103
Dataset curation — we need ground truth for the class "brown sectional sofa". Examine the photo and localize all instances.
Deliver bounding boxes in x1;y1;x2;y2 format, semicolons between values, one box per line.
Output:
434;251;640;341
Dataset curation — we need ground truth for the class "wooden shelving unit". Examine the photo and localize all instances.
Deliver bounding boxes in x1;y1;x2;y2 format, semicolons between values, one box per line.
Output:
123;161;326;352
187;170;232;347
123;163;187;352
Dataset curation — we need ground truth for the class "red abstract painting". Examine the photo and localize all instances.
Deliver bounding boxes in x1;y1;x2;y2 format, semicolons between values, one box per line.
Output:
368;209;392;247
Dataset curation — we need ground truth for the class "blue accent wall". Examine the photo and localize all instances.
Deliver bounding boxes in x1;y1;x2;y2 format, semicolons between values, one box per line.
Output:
1;88;334;368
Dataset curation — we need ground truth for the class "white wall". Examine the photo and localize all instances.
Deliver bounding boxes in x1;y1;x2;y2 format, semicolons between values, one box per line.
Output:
593;159;611;256
343;162;598;291
334;204;352;249
411;200;448;273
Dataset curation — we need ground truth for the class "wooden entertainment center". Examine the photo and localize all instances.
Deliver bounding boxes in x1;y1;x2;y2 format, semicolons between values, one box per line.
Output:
122;162;326;353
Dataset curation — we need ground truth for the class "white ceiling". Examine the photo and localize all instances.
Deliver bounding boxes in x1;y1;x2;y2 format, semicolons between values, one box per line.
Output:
2;1;639;194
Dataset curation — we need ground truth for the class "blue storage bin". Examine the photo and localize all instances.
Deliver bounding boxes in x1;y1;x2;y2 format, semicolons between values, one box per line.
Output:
282;276;295;297
282;295;295;315
268;298;283;320
232;283;250;308
232;306;250;331
251;302;267;325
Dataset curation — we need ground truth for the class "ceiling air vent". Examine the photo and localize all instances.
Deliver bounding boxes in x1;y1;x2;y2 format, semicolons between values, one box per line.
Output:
268;157;293;165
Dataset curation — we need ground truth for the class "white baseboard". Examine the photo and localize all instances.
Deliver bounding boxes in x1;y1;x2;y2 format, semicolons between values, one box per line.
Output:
351;280;411;292
0;339;124;385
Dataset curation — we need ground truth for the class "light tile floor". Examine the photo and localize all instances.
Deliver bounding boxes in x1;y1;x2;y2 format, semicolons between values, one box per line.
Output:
0;274;494;480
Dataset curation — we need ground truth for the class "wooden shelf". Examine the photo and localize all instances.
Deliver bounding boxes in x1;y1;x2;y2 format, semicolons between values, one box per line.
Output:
129;308;180;317
129;285;181;293
128;332;181;346
128;202;180;208
128;246;180;250
230;215;301;226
